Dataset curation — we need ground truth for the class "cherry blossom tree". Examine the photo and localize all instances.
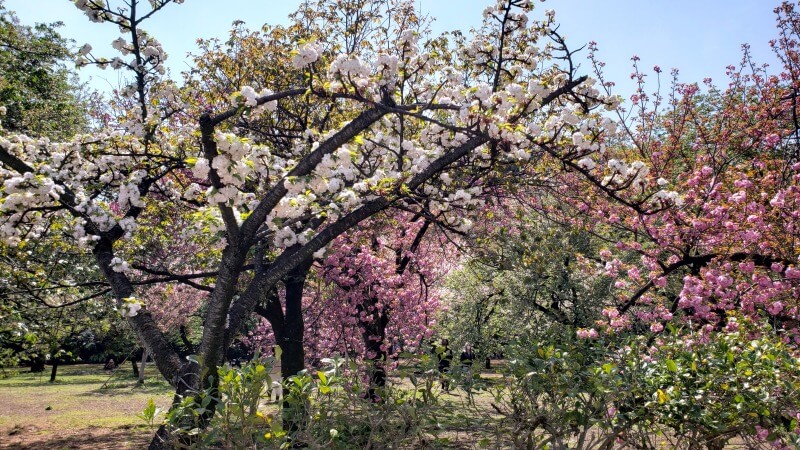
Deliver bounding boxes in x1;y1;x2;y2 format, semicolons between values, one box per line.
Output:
0;0;626;443
242;211;446;398
529;1;800;344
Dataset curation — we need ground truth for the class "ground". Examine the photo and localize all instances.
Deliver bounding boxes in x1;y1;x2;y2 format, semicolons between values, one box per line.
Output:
0;364;172;449
0;361;504;449
0;360;740;449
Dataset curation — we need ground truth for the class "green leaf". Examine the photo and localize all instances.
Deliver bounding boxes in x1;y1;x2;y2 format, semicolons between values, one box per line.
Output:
317;370;328;385
666;359;677;373
137;398;157;422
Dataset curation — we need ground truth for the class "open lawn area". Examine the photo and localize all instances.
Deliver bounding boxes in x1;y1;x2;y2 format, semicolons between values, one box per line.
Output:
0;364;173;449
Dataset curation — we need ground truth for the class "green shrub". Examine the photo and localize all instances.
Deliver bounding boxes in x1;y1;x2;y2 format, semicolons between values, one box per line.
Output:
488;316;800;449
145;354;446;449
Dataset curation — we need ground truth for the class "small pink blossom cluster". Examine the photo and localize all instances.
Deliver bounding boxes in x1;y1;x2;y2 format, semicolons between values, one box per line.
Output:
576;328;599;339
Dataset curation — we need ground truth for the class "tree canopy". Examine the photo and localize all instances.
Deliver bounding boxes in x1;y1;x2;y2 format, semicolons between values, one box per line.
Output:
3;0;800;448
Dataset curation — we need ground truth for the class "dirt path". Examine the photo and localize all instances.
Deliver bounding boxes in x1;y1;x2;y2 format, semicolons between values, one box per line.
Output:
0;365;171;449
2;424;152;450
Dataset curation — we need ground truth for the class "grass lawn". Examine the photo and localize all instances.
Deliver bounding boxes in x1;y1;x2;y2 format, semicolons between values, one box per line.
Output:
0;360;507;449
0;364;172;449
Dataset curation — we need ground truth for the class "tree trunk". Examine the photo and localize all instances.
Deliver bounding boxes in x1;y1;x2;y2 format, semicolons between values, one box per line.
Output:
147;425;172;450
139;348;149;384
360;302;389;401
147;360;202;450
132;359;139;378
93;238;183;384
279;261;311;439
49;363;58;383
280;337;305;382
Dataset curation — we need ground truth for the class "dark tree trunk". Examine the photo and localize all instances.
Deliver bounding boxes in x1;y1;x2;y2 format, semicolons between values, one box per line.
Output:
132;359;139;378
280;337;305;382
139;348;149;384
278;261;312;439
360;302;390;401
147;360;202;450
256;256;313;441
49;363;58;383
147;425;172;450
280;264;308;380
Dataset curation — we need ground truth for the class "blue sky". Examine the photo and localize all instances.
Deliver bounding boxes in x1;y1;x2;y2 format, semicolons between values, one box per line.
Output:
5;0;784;98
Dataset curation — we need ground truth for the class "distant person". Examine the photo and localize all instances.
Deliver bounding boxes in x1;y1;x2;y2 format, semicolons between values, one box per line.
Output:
268;347;282;403
460;343;475;367
436;339;453;392
104;358;116;370
460;343;476;382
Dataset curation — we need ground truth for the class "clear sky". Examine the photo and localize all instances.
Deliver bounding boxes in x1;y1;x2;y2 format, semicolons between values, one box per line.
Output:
5;0;784;98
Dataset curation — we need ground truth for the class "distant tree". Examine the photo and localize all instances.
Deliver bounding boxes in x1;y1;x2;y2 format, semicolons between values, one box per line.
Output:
529;2;800;342
0;1;102;378
439;209;614;358
0;0;89;139
0;232;136;379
